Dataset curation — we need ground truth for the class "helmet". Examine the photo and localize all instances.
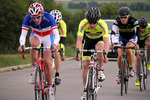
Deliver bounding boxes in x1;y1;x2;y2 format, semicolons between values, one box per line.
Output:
28;2;44;17
118;7;130;16
50;10;62;23
86;7;101;24
139;17;148;28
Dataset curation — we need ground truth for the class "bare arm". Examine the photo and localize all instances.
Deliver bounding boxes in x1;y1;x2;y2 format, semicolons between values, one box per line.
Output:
103;37;109;55
75;36;83;61
76;36;83;50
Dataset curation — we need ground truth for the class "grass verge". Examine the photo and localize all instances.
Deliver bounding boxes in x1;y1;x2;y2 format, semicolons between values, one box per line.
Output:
0;45;76;68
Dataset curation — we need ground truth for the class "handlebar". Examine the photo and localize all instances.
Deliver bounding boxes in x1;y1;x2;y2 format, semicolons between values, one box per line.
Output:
76;49;106;60
21;46;63;59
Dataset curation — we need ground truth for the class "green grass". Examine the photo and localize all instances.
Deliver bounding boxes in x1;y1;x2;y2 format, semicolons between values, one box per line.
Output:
0;54;31;68
0;46;76;68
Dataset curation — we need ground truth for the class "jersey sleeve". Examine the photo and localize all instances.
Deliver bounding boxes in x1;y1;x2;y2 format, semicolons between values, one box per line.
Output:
20;14;30;46
77;19;87;37
100;20;109;38
59;20;67;37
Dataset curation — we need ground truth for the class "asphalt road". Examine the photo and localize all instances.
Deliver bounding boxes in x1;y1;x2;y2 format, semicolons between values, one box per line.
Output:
0;60;150;100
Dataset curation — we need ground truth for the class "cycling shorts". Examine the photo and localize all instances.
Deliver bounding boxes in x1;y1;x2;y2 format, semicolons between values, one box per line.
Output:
139;36;150;48
119;35;137;46
82;36;103;61
30;32;52;51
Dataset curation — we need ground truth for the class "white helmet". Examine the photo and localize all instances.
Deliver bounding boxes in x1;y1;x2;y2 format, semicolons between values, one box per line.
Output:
28;2;44;17
50;10;62;23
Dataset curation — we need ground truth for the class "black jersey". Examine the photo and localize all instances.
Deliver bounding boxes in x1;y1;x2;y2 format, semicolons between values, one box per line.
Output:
111;17;140;40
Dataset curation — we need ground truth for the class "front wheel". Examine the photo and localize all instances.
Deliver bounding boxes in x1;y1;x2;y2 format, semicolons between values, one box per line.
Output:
120;60;125;96
143;59;147;90
35;65;43;100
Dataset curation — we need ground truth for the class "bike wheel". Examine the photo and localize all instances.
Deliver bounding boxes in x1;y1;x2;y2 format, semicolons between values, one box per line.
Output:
125;60;129;94
139;60;144;91
87;68;92;100
120;60;125;96
143;59;147;90
42;67;49;100
35;65;44;100
91;64;99;100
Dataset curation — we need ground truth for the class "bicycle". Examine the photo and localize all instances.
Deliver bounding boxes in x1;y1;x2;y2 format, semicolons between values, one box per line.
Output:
21;44;62;100
115;45;135;96
135;48;150;91
76;49;106;100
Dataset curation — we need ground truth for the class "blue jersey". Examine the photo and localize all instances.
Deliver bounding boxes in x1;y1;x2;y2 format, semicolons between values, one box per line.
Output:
22;11;57;37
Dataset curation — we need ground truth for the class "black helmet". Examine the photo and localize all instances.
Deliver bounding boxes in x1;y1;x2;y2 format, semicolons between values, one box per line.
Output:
139;17;148;28
86;7;101;24
118;7;130;16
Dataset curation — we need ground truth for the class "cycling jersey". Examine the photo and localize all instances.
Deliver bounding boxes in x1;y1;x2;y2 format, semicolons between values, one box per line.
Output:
140;23;150;40
111;17;140;43
77;18;108;60
58;20;67;38
20;11;60;46
77;19;109;39
138;23;150;48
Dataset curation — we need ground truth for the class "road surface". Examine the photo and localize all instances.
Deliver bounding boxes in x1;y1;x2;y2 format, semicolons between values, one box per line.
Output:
0;60;150;100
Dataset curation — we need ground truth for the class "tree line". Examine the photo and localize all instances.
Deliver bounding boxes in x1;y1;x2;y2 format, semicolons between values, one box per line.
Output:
0;0;145;54
68;1;150;11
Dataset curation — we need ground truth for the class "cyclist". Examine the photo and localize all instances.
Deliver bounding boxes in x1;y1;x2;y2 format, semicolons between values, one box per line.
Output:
135;17;150;86
75;7;109;100
18;2;60;100
111;7;140;84
50;10;67;85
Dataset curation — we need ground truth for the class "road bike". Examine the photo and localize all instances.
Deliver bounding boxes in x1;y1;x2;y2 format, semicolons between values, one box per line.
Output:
76;49;106;100
135;48;150;91
21;44;62;100
115;46;135;96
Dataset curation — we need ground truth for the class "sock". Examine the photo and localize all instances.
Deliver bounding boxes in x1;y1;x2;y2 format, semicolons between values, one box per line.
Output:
129;65;133;71
32;64;37;72
48;84;52;91
136;72;139;79
99;67;104;71
55;72;59;77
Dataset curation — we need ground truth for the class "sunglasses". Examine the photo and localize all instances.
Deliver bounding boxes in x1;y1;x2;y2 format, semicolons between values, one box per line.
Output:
119;16;128;19
31;15;41;19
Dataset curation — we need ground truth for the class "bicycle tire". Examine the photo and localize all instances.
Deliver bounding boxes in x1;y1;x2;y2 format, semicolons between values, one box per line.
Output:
52;59;56;96
35;65;44;100
143;58;147;90
92;64;99;100
125;60;129;94
42;66;49;100
87;68;92;100
139;59;144;91
120;59;125;96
